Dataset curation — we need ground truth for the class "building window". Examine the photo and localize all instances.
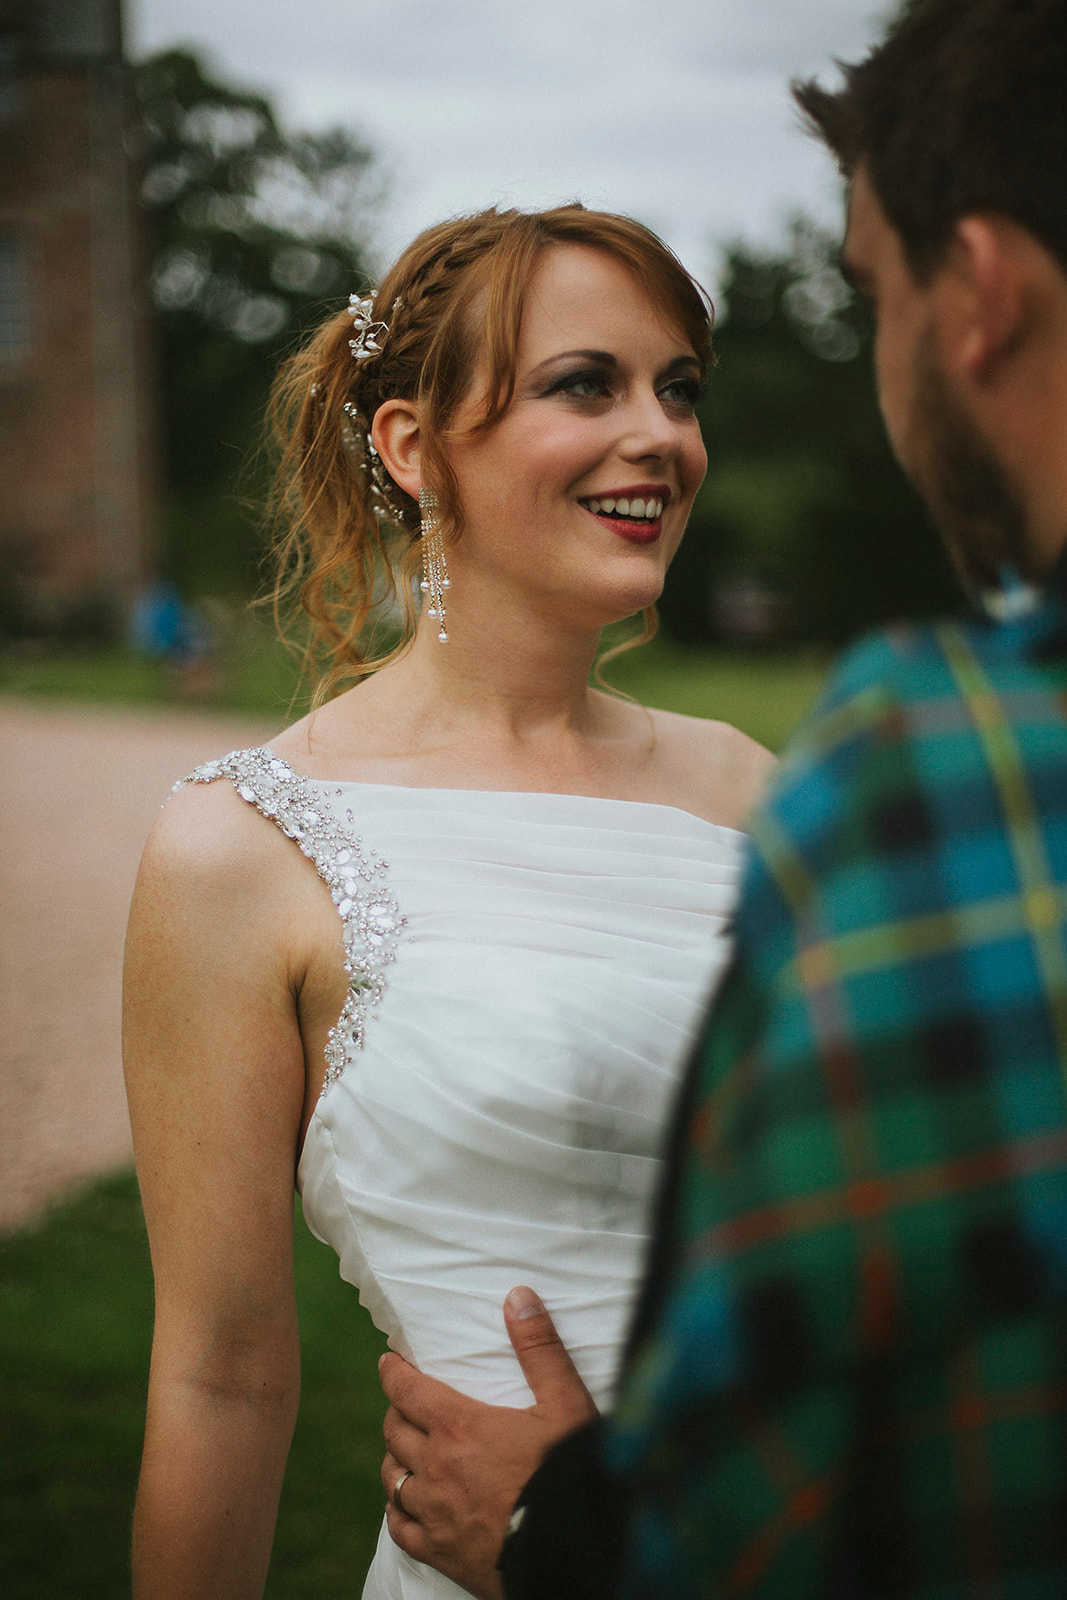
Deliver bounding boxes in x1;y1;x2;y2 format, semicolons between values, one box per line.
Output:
0;233;32;361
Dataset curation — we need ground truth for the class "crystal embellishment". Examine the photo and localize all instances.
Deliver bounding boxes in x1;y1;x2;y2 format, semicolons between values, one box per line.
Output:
174;746;405;1095
347;291;389;361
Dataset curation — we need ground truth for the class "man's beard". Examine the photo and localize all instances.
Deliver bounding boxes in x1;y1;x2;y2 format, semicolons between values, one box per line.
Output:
903;342;1032;592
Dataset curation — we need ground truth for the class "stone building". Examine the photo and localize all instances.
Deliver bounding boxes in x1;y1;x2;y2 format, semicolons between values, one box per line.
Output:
0;0;153;635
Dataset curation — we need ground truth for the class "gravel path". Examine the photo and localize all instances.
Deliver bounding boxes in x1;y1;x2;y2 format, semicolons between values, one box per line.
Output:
0;697;275;1231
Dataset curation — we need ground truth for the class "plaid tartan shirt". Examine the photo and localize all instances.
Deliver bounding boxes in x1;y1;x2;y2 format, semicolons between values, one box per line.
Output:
606;584;1067;1598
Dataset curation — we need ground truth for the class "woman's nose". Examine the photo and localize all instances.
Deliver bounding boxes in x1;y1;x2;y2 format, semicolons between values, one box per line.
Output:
618;391;681;460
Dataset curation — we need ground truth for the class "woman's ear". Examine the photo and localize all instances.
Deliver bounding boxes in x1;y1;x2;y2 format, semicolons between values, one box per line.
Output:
372;400;422;500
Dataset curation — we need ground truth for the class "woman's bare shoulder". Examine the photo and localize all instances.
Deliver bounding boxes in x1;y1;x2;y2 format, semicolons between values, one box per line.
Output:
137;766;296;914
126;768;313;1053
648;707;777;830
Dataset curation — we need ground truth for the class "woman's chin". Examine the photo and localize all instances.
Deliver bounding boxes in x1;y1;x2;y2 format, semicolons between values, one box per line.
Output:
600;576;667;624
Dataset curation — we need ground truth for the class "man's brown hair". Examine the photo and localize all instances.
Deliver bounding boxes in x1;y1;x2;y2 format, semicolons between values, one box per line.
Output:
793;0;1067;281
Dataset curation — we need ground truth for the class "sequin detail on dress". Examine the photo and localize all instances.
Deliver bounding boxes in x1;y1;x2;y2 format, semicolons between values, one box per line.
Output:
175;746;405;1093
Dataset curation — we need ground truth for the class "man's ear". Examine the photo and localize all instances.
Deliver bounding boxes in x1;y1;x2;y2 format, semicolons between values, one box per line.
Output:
372;399;423;500
948;216;1027;381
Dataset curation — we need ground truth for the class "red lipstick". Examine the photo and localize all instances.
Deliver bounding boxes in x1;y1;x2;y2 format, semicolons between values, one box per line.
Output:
580;484;671;545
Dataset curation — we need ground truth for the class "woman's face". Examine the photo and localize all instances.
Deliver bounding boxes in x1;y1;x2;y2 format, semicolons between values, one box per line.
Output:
441;244;708;634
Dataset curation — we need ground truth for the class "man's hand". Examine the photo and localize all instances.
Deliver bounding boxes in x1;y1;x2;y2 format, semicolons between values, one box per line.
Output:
379;1286;598;1600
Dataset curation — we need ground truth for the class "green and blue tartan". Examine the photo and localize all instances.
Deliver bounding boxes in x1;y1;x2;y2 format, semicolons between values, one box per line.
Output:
609;587;1067;1598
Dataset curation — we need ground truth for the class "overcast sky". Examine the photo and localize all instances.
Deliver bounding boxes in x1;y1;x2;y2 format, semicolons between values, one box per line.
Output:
126;0;892;288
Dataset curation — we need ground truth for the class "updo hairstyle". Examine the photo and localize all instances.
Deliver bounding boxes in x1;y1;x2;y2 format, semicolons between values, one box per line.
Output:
268;203;713;698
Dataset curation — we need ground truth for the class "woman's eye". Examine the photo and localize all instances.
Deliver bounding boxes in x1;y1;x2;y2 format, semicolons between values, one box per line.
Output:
659;377;703;412
551;371;611;400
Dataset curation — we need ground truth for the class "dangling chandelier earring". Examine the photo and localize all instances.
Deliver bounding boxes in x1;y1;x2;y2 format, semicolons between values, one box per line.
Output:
418;487;451;643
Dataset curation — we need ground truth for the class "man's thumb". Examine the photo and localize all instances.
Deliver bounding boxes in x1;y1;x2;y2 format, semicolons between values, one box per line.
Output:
503;1287;597;1426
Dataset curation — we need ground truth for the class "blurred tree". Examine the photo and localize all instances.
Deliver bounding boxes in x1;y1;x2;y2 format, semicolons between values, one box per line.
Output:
133;49;377;593
661;220;963;645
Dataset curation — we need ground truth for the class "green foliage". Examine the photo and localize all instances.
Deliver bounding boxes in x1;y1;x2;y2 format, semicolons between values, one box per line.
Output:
662;220;963;645
133;49;376;593
605;639;830;753
0;1172;387;1597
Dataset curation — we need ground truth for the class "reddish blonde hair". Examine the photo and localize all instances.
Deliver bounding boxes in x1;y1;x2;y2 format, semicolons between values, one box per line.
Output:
268;203;713;699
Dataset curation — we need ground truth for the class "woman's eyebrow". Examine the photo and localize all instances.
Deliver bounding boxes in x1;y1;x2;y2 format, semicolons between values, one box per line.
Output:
529;349;701;381
528;348;617;379
661;354;702;375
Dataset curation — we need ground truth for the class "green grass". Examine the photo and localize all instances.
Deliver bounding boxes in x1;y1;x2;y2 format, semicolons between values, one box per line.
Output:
0;615;311;722
604;639;830;752
0;646;175;706
0;1172;387;1598
0;626;830;751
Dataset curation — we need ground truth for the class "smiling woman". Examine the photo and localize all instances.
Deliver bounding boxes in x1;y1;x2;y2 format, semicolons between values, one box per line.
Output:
267;205;714;693
401;242;709;648
122;203;777;1600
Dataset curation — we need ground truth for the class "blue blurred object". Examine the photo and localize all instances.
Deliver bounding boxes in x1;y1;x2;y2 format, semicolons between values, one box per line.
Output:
130;583;207;663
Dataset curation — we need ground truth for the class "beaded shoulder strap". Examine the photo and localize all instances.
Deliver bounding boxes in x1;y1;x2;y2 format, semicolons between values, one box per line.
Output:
175;746;405;1093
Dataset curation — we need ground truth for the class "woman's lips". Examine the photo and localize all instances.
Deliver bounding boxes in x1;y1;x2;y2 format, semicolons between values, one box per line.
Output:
590;509;663;543
580;491;667;544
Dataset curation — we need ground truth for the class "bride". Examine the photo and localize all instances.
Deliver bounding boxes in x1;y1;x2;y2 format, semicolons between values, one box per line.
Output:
123;203;775;1598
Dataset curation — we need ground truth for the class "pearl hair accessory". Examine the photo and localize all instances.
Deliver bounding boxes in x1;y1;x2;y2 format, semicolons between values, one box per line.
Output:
340;400;409;524
347;291;390;361
337;288;412;525
418;487;451;642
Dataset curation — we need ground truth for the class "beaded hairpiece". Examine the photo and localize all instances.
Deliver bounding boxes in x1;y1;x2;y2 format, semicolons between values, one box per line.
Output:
348;291;391;361
339;289;410;524
340;401;409;524
338;287;451;638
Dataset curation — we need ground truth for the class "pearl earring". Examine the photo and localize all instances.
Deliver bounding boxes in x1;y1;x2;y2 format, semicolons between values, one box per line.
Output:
418;487;451;643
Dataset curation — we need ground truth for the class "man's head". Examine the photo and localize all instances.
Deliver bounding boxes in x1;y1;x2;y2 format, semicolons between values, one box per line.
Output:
841;167;1033;590
793;0;1067;286
793;0;1067;589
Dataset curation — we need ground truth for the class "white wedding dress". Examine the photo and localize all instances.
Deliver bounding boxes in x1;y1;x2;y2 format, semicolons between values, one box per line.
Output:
180;746;745;1598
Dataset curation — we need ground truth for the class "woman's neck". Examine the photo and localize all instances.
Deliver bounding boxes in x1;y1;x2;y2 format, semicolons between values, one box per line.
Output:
387;612;603;739
283;609;647;791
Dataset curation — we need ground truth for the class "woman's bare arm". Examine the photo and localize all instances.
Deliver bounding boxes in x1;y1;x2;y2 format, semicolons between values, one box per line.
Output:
123;782;311;1600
